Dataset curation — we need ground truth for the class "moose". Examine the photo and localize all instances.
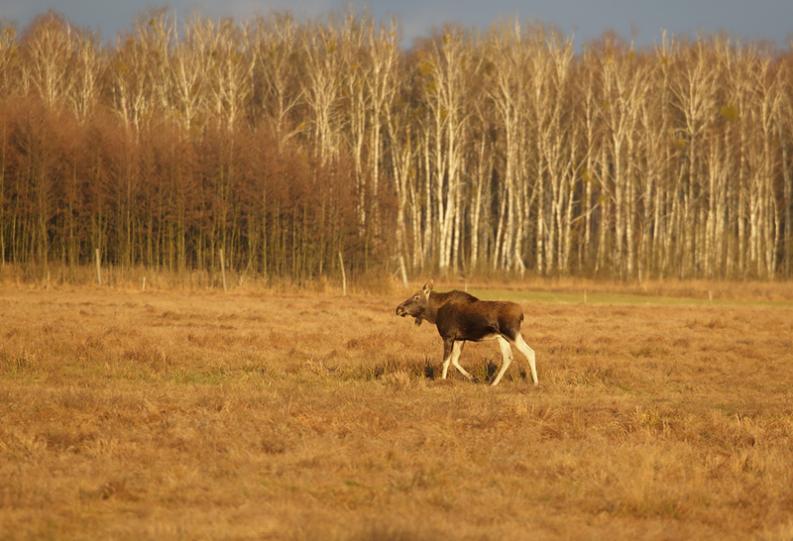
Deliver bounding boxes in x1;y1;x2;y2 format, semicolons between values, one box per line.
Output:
395;281;538;386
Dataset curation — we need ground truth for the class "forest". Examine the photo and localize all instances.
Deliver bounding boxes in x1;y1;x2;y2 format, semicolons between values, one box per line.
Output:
1;10;792;282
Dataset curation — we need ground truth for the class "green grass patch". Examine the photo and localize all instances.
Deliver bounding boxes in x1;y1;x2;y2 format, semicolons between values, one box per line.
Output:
170;367;230;385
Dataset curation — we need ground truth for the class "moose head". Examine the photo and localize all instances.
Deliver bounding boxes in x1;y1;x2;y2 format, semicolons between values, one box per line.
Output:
395;281;433;326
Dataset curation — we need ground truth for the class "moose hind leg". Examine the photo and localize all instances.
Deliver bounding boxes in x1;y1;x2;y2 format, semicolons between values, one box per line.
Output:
515;333;538;386
451;341;474;381
491;335;513;386
441;339;454;380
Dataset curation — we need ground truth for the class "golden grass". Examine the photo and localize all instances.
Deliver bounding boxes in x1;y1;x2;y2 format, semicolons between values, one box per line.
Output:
1;282;793;540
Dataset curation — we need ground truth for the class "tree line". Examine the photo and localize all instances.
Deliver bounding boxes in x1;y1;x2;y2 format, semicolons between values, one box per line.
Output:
1;10;792;282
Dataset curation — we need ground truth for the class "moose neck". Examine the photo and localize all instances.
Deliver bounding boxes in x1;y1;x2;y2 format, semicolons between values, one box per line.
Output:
422;292;443;324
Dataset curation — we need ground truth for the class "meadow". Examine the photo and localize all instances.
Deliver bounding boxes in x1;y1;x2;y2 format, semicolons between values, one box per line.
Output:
1;280;793;540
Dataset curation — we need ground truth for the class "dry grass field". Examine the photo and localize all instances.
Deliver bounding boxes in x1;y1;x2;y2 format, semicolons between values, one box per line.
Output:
1;280;793;540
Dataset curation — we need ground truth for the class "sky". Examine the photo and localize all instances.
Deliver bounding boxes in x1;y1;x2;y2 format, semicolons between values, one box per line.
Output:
2;0;792;50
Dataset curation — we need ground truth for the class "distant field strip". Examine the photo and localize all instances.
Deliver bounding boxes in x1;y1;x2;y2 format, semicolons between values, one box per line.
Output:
469;288;793;308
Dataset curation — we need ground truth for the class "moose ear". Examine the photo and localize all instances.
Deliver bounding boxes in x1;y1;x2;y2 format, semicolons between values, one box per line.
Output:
422;280;433;298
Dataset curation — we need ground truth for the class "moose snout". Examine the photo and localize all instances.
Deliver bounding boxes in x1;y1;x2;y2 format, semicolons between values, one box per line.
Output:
396;305;406;316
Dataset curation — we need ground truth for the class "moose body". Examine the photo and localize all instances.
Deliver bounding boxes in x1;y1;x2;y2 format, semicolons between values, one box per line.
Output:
396;282;538;386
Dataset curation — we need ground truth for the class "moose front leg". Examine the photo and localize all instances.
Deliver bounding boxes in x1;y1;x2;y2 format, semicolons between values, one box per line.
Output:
451;341;474;381
441;338;454;379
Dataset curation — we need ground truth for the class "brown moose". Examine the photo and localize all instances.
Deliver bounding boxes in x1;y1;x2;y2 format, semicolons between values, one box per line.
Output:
395;281;538;386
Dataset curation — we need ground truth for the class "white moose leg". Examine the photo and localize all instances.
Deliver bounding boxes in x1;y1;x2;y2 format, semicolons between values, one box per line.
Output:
491;335;514;386
441;339;454;380
515;333;538;386
451;341;474;381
